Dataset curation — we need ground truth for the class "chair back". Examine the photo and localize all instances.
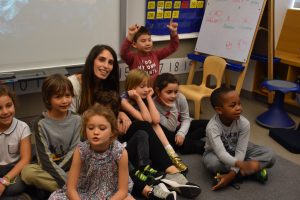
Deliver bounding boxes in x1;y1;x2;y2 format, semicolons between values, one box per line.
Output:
200;56;227;89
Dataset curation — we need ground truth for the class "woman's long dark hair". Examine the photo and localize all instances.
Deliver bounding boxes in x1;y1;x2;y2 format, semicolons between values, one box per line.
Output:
78;45;120;114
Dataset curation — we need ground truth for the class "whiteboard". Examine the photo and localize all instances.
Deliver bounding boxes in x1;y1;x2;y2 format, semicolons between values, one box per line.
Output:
0;0;120;73
195;0;265;62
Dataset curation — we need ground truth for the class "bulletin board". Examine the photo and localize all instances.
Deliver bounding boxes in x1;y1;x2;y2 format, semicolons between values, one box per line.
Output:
145;0;205;35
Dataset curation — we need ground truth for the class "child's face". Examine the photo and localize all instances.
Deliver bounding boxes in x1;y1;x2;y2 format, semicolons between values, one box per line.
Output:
134;78;149;99
133;34;153;53
217;91;243;122
86;115;112;151
94;49;114;80
49;90;72;113
157;83;179;106
0;95;15;129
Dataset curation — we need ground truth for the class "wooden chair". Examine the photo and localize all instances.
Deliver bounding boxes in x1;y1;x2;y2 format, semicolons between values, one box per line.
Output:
179;55;227;119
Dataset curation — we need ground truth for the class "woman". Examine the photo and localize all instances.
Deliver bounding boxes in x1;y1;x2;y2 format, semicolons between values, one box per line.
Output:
68;44;131;133
68;44;201;199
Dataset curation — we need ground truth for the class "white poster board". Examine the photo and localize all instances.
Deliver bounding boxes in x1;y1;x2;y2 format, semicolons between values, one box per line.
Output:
195;0;265;62
0;0;120;73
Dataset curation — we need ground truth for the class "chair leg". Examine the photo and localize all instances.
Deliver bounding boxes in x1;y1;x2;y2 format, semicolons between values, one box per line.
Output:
194;101;201;120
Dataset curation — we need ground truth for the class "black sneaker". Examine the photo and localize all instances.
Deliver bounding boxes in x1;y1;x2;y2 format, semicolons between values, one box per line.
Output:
143;165;164;180
148;183;176;200
161;173;201;198
134;170;156;186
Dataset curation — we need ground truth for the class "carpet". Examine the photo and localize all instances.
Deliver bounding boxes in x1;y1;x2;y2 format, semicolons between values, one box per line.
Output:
175;154;300;200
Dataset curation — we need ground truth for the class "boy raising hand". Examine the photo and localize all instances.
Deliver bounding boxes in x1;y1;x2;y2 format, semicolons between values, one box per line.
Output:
120;20;179;87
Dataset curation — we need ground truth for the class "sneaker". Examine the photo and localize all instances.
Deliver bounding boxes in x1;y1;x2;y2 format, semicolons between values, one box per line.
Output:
255;168;268;183
169;154;188;173
143;165;164;180
161;173;201;198
134;170;156;186
148;183;176;200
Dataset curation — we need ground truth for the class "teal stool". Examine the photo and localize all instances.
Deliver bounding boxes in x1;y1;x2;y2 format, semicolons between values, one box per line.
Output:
256;80;300;129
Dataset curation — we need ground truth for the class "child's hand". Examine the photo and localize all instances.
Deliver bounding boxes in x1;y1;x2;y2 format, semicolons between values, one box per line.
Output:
175;135;184;146
212;171;236;191
236;160;260;176
167;19;178;36
147;88;154;98
128;89;140;101
118;112;132;134
127;24;140;42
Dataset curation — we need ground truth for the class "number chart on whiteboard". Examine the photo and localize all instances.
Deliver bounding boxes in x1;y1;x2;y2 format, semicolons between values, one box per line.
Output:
195;0;265;62
145;0;205;35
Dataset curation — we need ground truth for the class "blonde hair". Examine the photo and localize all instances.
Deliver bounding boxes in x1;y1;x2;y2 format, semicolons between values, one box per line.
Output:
124;69;149;91
81;104;119;143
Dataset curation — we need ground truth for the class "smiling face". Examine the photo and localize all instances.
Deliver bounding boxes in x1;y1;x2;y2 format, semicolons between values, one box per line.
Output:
134;78;149;99
216;91;243;125
86;114;112;152
157;83;179;106
49;89;72;115
0;95;15;131
93;49;114;80
133;34;153;54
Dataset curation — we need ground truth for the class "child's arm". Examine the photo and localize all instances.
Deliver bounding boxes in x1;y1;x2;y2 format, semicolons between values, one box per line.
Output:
206;126;238;168
58;116;81;169
146;88;160;124
66;147;81;200
110;149;129;200
175;93;191;145
155;21;179;60
120;24;140;65
234;121;250;163
34;119;67;187
121;90;152;122
167;19;178;36
4;135;31;183
127;24;140;42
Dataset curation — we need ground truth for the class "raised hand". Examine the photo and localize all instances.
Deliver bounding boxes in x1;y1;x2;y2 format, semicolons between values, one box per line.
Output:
127;24;140;41
166;19;178;36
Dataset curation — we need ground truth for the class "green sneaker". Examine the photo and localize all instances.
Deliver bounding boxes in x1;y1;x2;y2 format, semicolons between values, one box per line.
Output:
143;165;164;180
135;170;156;185
256;168;268;183
135;170;148;182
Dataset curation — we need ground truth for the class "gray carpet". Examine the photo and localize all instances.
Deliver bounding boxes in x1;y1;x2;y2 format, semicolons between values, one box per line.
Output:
175;154;300;200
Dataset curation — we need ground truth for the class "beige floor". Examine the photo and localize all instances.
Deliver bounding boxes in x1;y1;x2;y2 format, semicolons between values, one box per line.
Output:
195;96;300;167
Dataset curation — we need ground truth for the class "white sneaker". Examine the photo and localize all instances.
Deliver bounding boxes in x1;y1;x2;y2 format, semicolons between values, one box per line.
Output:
149;183;176;200
161;173;201;198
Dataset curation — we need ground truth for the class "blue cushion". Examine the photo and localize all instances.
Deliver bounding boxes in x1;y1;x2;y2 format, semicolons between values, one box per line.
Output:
269;128;300;154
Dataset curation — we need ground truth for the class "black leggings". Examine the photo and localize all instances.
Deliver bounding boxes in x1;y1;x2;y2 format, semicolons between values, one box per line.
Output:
120;121;173;195
161;119;209;154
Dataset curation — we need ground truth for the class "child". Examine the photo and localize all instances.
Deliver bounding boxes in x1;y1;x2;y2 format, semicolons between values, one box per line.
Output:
203;87;276;190
95;90;202;199
49;104;134;199
153;73;209;154
120;21;179;86
21;74;81;193
121;69;188;173
0;85;31;199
